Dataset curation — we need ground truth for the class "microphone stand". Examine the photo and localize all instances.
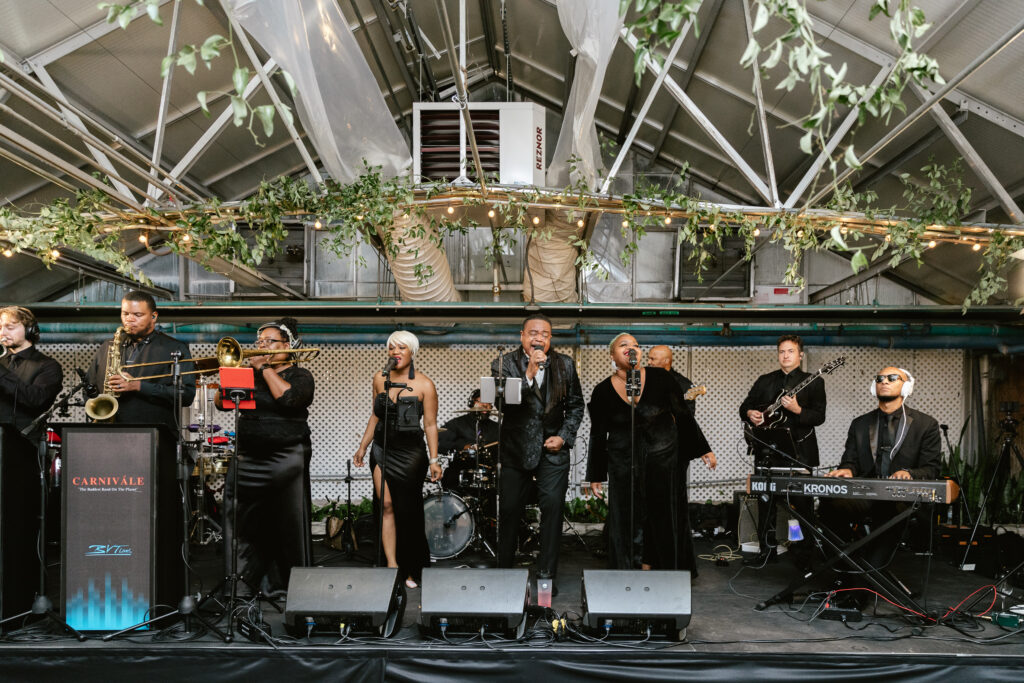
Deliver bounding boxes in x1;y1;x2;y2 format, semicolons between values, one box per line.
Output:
493;346;507;568
376;365;408;569
0;380;89;639
742;424;810;560
939;423;973;528
625;360;641;569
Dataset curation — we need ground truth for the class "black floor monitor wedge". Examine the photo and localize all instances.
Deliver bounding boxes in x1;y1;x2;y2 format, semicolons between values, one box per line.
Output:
284;567;405;637
419;568;529;639
581;569;691;640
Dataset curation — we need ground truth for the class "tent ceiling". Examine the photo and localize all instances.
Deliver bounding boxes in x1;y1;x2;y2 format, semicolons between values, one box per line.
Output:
1;0;1023;306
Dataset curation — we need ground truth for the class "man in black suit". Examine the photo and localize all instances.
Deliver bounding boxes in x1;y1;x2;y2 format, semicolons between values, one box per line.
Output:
0;306;63;441
491;313;584;589
646;345;696;416
824;366;941;570
739;335;826;565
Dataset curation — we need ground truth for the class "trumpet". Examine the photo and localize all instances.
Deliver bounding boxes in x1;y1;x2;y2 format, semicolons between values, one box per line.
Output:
119;336;320;381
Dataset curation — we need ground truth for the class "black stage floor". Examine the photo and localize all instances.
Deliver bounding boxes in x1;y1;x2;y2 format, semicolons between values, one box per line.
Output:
2;529;1023;680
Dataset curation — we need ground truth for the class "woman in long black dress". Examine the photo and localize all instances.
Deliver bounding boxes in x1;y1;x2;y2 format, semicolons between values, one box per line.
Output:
587;333;716;572
354;330;441;588
222;317;314;595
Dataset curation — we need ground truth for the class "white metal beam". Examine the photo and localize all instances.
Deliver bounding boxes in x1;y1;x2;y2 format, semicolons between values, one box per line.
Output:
228;14;322;184
151;58;276;202
620;29;773;204
602;24;693;194
912;83;1023;223
147;0;181;202
28;63;137;201
742;0;779;207
28;0;176;68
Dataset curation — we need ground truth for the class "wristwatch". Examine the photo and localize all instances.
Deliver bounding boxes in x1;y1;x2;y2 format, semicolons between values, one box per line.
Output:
429;457;439;464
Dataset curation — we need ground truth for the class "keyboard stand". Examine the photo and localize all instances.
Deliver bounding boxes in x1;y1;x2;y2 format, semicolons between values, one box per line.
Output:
755;500;927;615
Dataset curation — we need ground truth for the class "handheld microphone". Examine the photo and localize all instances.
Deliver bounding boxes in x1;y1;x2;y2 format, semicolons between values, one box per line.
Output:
382;357;398;376
76;368;99;398
532;343;548;370
627;348;638;367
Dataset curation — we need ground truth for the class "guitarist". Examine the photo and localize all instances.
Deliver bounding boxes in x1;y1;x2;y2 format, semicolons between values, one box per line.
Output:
739;335;826;566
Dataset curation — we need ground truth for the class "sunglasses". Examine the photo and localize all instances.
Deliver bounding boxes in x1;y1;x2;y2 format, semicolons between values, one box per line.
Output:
874;374;903;383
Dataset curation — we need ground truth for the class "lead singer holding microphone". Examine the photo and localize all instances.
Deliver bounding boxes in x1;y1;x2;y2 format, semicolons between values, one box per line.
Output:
492;313;583;595
354;331;441;589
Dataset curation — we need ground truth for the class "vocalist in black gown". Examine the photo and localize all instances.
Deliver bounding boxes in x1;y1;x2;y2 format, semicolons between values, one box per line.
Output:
222;317;314;595
354;331;441;588
586;334;716;572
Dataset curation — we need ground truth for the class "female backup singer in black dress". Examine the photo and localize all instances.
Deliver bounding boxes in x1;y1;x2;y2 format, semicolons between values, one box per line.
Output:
587;333;716;572
222;317;314;595
354;330;442;589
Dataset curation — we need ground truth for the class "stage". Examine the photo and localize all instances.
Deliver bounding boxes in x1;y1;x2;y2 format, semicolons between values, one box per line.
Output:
1;528;1022;681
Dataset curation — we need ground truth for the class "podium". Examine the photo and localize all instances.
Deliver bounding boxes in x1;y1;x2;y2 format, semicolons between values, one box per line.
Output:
0;424;42;622
59;424;180;631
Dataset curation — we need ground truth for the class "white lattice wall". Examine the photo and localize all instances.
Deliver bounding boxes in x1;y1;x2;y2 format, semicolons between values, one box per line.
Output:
37;341;965;504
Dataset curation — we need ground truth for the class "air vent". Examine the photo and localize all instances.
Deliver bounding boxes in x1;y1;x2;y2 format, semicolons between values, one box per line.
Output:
413;103;545;186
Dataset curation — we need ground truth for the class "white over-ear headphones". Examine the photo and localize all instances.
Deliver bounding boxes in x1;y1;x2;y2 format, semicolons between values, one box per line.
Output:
870;368;915;398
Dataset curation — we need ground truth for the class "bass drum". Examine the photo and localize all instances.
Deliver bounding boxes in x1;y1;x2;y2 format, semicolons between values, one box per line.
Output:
423;491;474;560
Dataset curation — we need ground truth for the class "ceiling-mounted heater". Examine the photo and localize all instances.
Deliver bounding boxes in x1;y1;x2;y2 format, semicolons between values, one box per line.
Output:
413;102;545;186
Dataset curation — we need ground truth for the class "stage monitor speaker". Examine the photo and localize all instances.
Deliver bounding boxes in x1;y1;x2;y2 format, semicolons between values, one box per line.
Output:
419;568;528;638
284;567;405;637
581;569;691;639
0;425;42;626
60;425;179;631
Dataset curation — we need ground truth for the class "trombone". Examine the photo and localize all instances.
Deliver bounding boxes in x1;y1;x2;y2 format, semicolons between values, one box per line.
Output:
119;336;320;381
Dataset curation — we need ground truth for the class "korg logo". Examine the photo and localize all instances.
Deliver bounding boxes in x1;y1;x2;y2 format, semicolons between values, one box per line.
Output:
85;544;133;557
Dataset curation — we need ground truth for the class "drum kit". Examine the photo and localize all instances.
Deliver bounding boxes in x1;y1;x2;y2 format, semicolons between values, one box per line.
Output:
423;405;538;561
186;375;235;545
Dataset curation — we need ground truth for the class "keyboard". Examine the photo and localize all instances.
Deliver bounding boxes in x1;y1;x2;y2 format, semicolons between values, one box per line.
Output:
746;474;959;503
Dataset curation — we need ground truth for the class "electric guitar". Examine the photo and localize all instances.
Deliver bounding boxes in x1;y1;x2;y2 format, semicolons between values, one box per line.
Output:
684;384;707;401
752;356;845;430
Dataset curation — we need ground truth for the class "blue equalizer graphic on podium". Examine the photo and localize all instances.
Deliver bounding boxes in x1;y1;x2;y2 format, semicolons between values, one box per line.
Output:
66;573;149;630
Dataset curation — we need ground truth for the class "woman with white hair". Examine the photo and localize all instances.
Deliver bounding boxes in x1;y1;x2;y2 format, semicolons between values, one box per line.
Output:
354;330;441;588
586;333;716;574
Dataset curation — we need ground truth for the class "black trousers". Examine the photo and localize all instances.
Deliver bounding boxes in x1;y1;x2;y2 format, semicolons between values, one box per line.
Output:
223;439;311;592
497;455;569;579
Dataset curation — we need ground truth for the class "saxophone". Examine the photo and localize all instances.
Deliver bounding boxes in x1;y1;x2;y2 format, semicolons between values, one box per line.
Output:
84;326;123;421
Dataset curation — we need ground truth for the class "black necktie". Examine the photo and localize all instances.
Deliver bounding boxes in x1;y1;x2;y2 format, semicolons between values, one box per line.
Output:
877;413;897;478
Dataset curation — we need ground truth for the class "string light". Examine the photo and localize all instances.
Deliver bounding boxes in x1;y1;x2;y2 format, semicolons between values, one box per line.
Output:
840;226;848;236
796;230;804;238
2;247;12;258
532;216;540;225
753;228;761;237
928;240;936;248
447;206;455;215
314;219;322;230
181;233;192;244
884;234;891;243
488;209;495;218
622;219;629;228
577;219;584;228
138;232;148;244
356;214;364;221
664;216;671;225
50;249;60;259
972;243;981;251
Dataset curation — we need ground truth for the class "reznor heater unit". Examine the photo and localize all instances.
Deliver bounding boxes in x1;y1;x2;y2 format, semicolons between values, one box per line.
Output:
413;102;545;186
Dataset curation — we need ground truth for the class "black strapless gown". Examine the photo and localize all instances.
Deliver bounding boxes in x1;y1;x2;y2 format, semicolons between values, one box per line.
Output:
370;393;430;582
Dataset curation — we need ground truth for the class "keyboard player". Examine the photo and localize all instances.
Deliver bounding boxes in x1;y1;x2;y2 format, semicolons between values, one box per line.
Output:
823;366;942;571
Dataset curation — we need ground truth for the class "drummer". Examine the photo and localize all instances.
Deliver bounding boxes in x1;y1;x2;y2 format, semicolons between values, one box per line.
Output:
439;389;499;454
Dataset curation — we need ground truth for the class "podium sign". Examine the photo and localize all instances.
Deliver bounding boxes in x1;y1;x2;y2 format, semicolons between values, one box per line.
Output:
60;425;178;631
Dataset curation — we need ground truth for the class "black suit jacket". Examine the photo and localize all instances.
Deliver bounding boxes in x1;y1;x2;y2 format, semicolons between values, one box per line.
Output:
491;346;584;471
838;405;941;480
0;346;63;439
739;367;827;467
88;330;196;428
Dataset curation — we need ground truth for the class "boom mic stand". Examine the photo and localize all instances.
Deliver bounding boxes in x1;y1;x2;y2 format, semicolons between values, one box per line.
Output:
939;423;973;528
104;353;227;642
0;379;90;639
625;358;641;569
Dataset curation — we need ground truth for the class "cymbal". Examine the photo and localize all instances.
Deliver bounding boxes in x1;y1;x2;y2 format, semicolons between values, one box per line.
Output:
452;406;501;414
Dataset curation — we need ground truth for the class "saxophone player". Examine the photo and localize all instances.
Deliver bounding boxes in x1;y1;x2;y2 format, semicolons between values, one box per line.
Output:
86;291;195;429
0;306;63;440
